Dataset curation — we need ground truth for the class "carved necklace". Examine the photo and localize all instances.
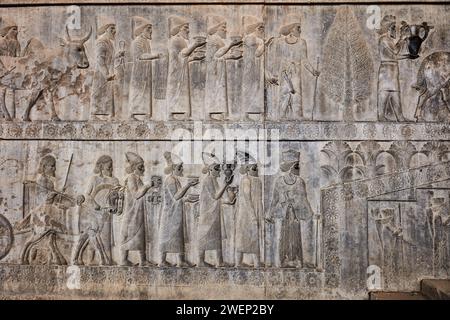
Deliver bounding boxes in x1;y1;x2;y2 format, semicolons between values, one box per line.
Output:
285;35;299;45
283;174;297;185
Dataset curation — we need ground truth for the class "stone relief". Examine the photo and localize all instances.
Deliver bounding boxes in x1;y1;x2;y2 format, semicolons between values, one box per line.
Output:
129;17;161;121
267;150;316;269
159;152;198;267
0;6;447;123
0;145;320;270
0;21;91;121
0;4;448;299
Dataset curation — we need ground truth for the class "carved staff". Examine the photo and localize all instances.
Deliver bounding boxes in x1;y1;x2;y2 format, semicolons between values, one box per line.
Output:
314;204;321;270
0;66;16;79
397;203;405;276
311;56;320;120
62;153;73;192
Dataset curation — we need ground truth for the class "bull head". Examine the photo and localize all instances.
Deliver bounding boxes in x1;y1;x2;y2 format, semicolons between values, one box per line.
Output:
60;26;92;69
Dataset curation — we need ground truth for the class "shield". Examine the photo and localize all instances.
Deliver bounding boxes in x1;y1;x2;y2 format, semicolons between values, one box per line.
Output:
0;214;14;261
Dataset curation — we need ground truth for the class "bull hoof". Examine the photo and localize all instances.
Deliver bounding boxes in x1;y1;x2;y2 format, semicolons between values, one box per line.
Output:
51;116;61;122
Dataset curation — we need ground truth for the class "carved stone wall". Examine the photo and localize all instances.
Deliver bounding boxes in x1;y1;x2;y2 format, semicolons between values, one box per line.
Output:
0;1;449;299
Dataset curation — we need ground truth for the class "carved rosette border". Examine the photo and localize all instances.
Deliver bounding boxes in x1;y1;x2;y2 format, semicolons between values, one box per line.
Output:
321;160;450;289
0;121;449;141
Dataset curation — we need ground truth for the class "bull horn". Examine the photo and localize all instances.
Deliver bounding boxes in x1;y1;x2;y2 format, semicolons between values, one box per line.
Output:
81;26;92;44
65;25;72;42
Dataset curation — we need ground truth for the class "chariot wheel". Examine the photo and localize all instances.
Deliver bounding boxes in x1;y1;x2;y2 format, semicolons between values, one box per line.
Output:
0;214;14;261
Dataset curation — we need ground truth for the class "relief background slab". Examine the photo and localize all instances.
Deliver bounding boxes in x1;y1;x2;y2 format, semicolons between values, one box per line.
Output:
0;2;449;300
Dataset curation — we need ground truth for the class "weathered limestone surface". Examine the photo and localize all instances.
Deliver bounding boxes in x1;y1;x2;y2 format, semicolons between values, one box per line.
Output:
0;2;449;300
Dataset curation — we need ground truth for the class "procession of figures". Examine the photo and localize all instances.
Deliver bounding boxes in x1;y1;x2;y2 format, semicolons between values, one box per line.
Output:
0;9;448;122
5;149;320;269
0;6;449;295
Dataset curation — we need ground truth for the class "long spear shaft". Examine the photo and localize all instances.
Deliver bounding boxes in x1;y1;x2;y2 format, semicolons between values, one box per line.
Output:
62;153;73;192
311;57;320;120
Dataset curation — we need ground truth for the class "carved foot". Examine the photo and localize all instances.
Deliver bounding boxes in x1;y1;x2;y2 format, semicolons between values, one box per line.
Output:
217;262;233;268
234;262;252;268
176;260;195;268
51;115;61;122
119;259;134;267
72;260;84;266
159;260;175;267
281;261;298;268
197;261;215;268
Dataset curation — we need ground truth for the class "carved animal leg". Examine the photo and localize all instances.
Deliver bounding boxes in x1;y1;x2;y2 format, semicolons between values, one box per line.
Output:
0;87;12;121
21;234;47;264
21;240;35;264
90;234;108;266
49;233;67;265
415;90;432;121
44;90;61;121
23;90;43;121
71;233;89;265
96;235;112;265
440;87;450;113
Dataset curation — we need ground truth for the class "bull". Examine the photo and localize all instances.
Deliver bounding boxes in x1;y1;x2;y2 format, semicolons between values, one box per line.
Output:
413;51;450;122
0;26;91;121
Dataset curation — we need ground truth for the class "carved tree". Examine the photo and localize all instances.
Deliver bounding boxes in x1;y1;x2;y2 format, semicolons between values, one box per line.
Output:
387;141;418;171
320;6;374;120
321;141;356;184
354;141;385;178
420;142;450;164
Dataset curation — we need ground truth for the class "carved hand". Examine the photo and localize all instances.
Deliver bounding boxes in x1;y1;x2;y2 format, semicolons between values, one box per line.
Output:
188;179;199;187
194;38;207;47
230;39;243;47
225;176;233;185
265;37;275;46
265;217;275;224
139;53;153;60
186;194;199;203
76;195;85;206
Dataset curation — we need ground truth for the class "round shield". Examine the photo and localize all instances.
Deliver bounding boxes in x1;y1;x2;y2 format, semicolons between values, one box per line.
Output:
0;214;14;261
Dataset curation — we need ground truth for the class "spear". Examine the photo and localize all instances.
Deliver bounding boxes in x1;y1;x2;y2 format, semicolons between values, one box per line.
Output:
311;57;320;120
398;203;405;276
62;153;73;193
315;204;321;269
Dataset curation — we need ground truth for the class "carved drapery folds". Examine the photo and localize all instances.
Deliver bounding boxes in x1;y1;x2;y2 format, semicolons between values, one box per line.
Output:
0;5;446;123
0;3;449;299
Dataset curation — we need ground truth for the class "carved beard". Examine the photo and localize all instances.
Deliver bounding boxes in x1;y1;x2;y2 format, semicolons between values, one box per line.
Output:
285;34;299;44
142;32;152;40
